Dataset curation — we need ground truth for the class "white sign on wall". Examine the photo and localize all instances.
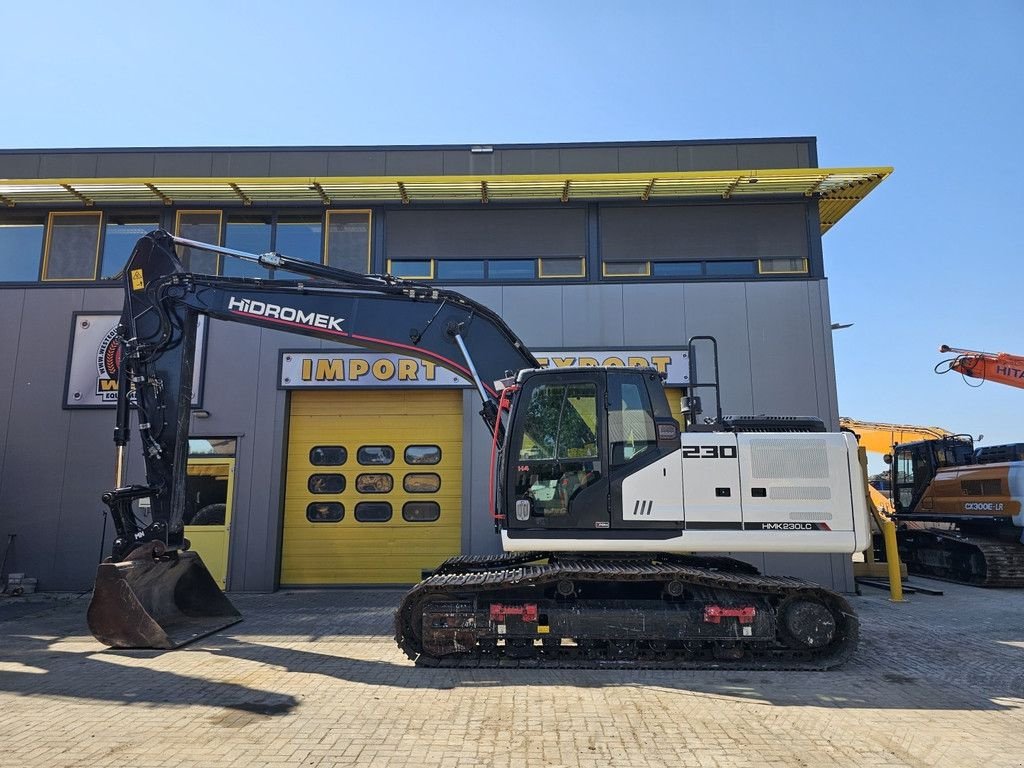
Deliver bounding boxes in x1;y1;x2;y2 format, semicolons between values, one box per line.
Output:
64;313;206;409
278;349;689;389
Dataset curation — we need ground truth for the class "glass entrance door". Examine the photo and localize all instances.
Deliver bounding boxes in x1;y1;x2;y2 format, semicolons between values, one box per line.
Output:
183;458;235;589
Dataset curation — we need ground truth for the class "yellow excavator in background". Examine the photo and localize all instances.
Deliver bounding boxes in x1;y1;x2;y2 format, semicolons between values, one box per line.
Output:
838;418;953;515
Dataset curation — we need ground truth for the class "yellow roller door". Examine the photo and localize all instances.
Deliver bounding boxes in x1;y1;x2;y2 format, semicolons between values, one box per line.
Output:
664;387;688;431
282;389;462;585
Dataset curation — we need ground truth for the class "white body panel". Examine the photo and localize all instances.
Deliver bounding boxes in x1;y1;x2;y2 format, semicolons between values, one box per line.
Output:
506;432;871;554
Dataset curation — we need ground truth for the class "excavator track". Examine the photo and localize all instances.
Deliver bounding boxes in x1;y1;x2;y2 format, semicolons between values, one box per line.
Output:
898;529;1024;587
395;553;858;670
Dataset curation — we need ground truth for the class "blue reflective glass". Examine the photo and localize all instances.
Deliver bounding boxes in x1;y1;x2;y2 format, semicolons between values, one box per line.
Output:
274;218;323;279
0;222;44;282
390;260;432;278
101;221;158;278
705;260;756;276
652;261;703;277
224;218;272;278
437;260;484;280
487;259;535;280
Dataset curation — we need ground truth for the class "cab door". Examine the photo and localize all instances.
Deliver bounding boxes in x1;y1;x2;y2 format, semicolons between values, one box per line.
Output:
506;372;608;530
183;457;235;589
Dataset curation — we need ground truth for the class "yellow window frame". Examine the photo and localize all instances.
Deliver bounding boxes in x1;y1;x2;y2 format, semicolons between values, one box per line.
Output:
174;210;224;273
538;257;586;279
42;211;103;282
386;258;435;280
602;261;651;278
757;257;809;275
325;209;373;272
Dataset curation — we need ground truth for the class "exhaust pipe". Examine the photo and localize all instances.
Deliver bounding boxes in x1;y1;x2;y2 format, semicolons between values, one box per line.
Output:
87;542;241;650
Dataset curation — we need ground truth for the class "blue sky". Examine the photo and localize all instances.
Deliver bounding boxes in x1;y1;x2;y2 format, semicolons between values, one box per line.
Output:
2;1;1022;448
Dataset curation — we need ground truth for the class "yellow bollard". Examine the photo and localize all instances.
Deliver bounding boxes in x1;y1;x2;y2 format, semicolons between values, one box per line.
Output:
879;516;904;602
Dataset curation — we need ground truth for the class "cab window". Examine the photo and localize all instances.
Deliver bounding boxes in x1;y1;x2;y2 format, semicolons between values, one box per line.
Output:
517;383;598;461
608;373;657;466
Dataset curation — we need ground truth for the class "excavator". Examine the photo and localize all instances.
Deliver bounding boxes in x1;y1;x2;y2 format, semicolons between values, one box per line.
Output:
88;230;872;669
841;417;1024;585
936;344;1024;390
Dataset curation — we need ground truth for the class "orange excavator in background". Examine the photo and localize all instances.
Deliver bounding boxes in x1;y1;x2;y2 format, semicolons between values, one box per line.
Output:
936;345;1024;390
838;418;954;515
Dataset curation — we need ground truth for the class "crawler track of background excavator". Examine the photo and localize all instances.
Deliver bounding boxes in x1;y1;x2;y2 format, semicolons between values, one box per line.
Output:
897;529;1024;587
395;553;858;670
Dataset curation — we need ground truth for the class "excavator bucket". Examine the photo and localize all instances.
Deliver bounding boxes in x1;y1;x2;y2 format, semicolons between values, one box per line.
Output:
87;548;241;649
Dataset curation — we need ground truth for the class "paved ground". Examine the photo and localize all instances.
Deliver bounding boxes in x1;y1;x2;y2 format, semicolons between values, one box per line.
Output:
1;581;1023;768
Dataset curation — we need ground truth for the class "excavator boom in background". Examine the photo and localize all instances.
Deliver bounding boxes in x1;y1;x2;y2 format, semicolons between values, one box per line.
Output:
937;344;1024;390
89;230;872;668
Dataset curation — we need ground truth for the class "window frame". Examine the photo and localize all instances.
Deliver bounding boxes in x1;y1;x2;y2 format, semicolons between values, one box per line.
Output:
387;258;434;280
758;257;809;275
538;256;586;279
602;260;651;278
325;209;373;273
174;209;224;274
42;211;104;282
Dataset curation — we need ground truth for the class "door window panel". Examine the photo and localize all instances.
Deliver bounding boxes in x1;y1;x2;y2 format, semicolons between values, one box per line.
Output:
356;473;393;493
184;462;229;525
358;445;394;465
404;473;441;493
310;445;347;466
609;373;657;466
404;445;441;465
308;473;346;494
354;502;392;522
306;502;344;522
403;501;440;522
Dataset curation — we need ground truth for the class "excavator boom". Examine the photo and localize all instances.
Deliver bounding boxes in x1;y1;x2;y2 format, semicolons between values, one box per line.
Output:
938;344;1024;390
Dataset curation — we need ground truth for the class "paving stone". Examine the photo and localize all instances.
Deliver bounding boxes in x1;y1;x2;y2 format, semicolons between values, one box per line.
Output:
0;582;1023;767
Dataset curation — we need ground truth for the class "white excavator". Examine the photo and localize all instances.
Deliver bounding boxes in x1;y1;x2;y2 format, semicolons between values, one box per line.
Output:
88;230;871;669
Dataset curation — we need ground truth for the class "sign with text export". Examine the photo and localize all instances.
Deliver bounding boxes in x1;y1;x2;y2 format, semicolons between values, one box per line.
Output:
279;349;688;388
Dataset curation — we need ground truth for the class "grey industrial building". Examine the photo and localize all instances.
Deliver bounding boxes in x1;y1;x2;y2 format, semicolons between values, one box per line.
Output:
0;138;889;593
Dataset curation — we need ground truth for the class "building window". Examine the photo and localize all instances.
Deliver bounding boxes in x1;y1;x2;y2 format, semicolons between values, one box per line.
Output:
602;261;649;277
759;258;808;274
43;212;102;281
325;210;371;273
101;218;159;279
388;259;433;279
705;260;757;277
487;259;535;280
175;211;222;273
224;214;272;278
651;261;702;278
436;259;485;280
0;219;45;282
403;501;440;523
275;215;324;278
538;257;585;278
306;502;344;522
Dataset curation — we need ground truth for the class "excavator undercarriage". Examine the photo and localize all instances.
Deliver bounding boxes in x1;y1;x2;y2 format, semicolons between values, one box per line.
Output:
395;553;858;669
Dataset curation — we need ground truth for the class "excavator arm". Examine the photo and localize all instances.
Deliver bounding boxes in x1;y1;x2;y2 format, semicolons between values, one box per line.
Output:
937;344;1024;390
89;230;538;648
